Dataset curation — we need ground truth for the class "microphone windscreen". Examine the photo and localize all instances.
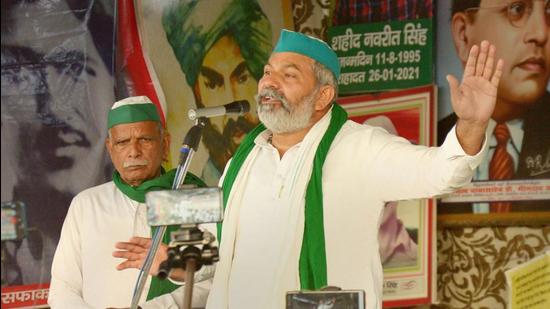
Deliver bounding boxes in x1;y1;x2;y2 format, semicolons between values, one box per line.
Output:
225;100;250;114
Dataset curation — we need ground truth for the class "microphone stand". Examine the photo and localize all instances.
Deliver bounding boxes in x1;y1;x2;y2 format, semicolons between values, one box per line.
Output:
130;118;206;309
155;224;218;309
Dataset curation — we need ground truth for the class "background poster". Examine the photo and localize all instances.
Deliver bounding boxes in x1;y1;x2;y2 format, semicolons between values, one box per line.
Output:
330;2;436;306
1;0;115;307
435;0;550;214
339;85;437;307
135;0;294;186
328;19;433;93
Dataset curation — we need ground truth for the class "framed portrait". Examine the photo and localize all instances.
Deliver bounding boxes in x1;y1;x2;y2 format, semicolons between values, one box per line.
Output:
134;0;294;186
338;85;437;307
434;0;550;221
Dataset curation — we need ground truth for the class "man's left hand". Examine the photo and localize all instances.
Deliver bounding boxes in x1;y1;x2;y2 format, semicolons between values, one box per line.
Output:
447;40;504;154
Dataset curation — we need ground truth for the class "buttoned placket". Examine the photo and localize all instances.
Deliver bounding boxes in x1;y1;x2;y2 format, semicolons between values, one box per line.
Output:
131;200;149;237
265;141;302;200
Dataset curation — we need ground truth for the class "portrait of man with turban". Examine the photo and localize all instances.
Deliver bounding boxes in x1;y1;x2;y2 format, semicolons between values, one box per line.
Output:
162;0;275;185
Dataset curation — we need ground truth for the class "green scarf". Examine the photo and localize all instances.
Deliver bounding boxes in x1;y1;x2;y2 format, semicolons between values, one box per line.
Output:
219;104;348;290
113;168;206;300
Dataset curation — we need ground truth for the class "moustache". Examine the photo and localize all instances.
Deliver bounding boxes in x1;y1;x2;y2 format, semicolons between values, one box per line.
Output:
123;159;149;168
255;88;290;112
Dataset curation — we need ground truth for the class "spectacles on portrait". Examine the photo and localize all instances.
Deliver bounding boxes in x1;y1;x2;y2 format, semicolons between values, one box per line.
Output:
465;0;550;28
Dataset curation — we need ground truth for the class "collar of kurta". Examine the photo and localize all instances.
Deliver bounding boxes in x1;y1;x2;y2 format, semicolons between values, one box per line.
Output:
219;103;348;290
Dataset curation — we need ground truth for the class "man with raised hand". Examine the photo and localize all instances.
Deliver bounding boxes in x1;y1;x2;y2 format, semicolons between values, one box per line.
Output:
208;30;502;309
117;29;503;309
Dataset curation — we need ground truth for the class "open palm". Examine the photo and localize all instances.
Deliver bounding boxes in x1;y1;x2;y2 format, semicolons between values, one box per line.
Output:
113;236;168;275
447;41;504;124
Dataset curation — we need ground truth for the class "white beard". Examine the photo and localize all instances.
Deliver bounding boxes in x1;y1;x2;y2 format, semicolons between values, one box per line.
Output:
256;88;317;134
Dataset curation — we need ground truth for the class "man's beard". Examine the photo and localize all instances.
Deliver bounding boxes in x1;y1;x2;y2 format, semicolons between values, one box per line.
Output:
201;115;257;173
255;87;317;134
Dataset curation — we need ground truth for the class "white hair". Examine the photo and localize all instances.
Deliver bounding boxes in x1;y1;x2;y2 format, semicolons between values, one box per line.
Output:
312;61;338;99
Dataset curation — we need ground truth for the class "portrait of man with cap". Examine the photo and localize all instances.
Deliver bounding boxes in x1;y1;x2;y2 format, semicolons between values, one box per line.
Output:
118;28;504;309
162;0;274;185
48;96;205;309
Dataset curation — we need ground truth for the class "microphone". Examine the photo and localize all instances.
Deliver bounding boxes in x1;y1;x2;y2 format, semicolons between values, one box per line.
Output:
188;100;250;121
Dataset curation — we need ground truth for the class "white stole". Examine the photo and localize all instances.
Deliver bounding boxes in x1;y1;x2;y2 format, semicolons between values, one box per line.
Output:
207;108;334;308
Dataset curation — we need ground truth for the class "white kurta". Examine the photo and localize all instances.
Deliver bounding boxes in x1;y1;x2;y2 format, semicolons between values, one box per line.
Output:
208;120;486;309
48;181;157;308
48;181;150;308
47;181;203;309
227;138;304;308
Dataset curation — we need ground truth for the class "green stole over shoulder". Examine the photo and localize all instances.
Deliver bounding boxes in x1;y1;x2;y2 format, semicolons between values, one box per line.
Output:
219;104;348;290
113;168;205;300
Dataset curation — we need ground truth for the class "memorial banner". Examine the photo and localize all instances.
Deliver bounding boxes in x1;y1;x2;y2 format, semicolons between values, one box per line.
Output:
328;19;433;94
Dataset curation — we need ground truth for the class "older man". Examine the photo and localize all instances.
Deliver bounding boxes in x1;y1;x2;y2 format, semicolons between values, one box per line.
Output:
48;96;204;309
439;0;550;213
118;30;502;309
